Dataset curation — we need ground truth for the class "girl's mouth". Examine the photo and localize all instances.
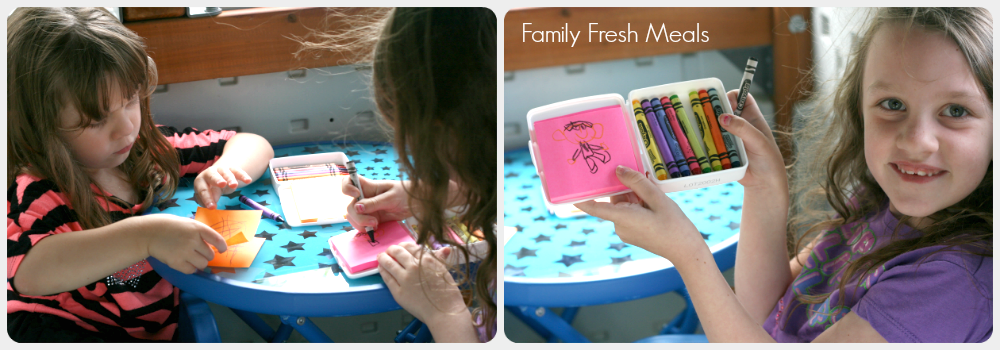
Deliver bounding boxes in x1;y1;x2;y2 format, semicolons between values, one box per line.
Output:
114;143;133;155
890;162;945;183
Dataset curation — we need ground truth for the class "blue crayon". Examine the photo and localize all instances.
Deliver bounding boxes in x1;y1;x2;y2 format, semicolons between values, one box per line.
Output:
643;99;691;177
650;98;691;177
639;100;680;178
706;88;742;167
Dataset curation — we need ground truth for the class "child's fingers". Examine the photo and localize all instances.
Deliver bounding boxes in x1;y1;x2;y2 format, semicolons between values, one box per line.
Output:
718;113;774;159
377;252;404;281
230;167;253;184
341;176;361;198
197;227;228;253
385;245;416;269
216;167;238;188
197;186;219;209
574;200;630;223
613;166;669;212
725;90;772;139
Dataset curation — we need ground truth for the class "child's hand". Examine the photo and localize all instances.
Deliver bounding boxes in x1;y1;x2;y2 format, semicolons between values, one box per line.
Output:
574;166;703;261
193;164;254;209
377;243;470;326
720;90;788;191
342;176;412;232
140;214;227;274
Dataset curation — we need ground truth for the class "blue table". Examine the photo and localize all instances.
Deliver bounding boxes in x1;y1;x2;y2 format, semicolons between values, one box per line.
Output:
149;141;407;342
502;148;742;342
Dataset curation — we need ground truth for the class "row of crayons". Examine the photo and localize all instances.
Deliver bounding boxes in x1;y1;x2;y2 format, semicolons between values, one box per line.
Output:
632;88;743;180
274;163;349;182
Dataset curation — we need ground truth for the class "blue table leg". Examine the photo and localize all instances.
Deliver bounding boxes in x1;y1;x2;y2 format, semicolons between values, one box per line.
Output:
659;288;701;335
271;323;294;343
280;315;334;343
506;306;589;343
230;308;276;341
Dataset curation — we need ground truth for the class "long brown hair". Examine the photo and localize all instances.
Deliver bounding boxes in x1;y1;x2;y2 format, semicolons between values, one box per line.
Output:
298;8;498;337
7;7;180;229
788;8;992;305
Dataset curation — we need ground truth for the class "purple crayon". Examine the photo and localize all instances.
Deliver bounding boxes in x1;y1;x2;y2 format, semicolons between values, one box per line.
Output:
638;99;678;178
651;98;692;177
239;195;286;223
643;99;690;177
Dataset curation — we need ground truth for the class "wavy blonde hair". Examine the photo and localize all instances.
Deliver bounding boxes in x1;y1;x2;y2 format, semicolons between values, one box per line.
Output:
298;8;497;338
7;7;179;229
788;7;992;305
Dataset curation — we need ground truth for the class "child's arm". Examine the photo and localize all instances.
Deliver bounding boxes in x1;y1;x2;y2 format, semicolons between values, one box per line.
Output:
12;218;149;296
343;178;468;232
214;134;274;190
424;312;481;343
736;189;791;322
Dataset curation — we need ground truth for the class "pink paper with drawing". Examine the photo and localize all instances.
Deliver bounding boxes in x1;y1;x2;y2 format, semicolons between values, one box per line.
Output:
534;105;640;203
329;220;415;274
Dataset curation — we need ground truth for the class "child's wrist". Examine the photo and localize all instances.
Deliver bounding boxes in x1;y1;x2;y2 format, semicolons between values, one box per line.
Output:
425;307;474;337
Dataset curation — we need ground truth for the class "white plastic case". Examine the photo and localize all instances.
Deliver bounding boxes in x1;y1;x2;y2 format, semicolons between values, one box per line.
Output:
526;78;749;215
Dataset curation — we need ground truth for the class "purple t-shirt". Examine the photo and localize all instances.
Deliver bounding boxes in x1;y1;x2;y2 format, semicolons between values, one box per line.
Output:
475;291;497;342
763;205;992;342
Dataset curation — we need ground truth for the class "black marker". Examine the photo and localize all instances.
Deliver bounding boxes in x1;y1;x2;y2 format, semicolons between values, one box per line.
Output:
734;57;758;117
346;161;376;243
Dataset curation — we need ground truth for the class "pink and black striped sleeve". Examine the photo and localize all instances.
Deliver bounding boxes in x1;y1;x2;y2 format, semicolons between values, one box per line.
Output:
158;126;238;177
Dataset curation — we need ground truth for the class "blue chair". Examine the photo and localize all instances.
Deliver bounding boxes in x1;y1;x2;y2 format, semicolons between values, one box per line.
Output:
635;288;706;343
395;318;433;343
177;291;221;342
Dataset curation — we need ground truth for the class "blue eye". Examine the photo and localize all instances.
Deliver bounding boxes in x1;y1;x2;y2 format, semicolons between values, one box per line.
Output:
879;98;905;111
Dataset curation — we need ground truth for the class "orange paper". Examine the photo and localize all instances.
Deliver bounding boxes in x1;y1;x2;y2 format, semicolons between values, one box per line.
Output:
208;237;266;268
194;208;265;268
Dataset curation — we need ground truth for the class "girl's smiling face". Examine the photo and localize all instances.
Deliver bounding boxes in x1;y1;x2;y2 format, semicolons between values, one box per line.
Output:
862;24;992;221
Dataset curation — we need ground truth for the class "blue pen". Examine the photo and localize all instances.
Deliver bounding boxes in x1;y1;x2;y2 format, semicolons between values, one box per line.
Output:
238;195;285;223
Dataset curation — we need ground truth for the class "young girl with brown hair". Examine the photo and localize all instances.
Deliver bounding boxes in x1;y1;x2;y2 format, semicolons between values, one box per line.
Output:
302;7;496;342
7;7;273;341
577;7;991;342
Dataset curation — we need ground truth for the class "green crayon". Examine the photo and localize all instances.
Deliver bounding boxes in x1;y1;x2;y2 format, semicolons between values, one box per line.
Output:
707;88;742;167
669;95;711;173
690;91;723;171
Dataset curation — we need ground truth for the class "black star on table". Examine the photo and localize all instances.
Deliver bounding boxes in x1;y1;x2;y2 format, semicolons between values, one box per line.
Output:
504;158;513;164
256;200;271;206
555;254;584;267
684;199;692;203
695;193;703;197
609;242;628;251
514;247;537;260
610;254;633;265
319;262;344;274
596;218;606;223
222;190;242;200
253;189;270;197
303;146;322;154
730;205;743;211
320;224;332;229
276;223;292;231
700;232;711;240
259;178;272;186
382;166;391;171
727;222;740;230
279;241;305;252
341;226;354;232
582;229;595;235
504;264;527;277
156;198;180;211
374;149;387;155
345;150;360;157
694;208;703;212
372;158;384;163
516;196;527;201
178;179;192;188
567;240;586;248
298;230;318;239
185;196;198;202
708;215;721;222
522;184;533;189
255;231;277;241
710;200;720;204
533;234;551;243
263;255;295;269
726;183;734;187
335;143;348;149
521;206;533;212
514;225;524;232
224;204;242;210
533;216;546;222
383;173;390;176
721;192;730;196
554;224;567;230
523;161;533;166
505;172;518;178
318;248;334;259
354;160;362;164
366;166;375;171
531;174;540;179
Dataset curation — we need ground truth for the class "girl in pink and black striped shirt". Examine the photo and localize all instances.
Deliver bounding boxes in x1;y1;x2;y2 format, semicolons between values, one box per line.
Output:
7;8;273;342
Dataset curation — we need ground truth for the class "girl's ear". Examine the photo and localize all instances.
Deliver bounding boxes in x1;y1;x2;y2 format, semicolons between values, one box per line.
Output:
552;129;567;141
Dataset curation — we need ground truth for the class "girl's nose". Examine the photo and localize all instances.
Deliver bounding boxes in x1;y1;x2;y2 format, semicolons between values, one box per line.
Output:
110;110;137;140
895;113;939;158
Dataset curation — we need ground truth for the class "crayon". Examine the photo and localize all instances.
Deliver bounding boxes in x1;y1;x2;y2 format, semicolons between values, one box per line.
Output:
689;91;723;171
346;161;376;242
707;88;742;167
658;97;701;175
735;57;758;117
642;100;689;177
647;98;690;177
668;95;712;174
699;90;731;169
239;195;286;223
631;100;671;180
